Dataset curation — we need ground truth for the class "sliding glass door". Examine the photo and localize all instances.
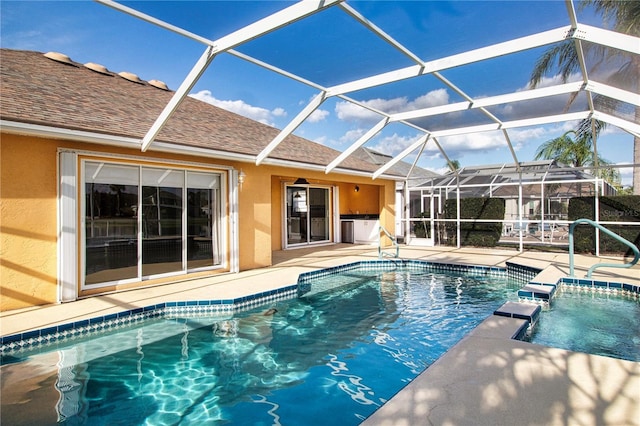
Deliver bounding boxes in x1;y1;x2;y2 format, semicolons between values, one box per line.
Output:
83;160;224;287
285;185;331;247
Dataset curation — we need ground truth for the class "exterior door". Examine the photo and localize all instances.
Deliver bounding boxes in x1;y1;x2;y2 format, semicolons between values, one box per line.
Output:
285;185;331;247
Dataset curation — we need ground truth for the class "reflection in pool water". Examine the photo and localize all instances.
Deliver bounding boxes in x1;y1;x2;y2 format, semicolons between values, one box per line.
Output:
1;269;518;425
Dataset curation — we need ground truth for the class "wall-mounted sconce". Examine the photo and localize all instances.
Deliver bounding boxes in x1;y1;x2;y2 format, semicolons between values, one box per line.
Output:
238;169;246;189
354;185;360;193
294;177;309;185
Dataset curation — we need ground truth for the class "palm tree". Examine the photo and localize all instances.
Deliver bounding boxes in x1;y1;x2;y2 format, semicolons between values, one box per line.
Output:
535;129;621;192
534;130;592;168
529;0;640;194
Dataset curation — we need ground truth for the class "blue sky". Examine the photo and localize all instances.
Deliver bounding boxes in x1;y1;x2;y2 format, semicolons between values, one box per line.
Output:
1;0;635;185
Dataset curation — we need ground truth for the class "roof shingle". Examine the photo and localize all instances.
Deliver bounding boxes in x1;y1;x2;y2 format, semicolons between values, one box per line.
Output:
0;48;386;174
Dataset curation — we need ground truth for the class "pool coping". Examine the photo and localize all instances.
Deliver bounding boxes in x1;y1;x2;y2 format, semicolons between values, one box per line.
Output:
362;312;640;426
2;258;638;355
0;259;522;355
2;250;639;426
0;285;297;353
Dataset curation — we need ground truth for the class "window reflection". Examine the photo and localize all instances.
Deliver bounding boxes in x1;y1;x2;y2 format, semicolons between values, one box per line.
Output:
83;161;223;286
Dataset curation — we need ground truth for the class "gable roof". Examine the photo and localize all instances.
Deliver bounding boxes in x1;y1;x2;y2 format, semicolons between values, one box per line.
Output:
0;48;397;178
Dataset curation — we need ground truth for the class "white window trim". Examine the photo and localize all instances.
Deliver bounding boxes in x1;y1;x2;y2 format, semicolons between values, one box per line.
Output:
58;149;237;301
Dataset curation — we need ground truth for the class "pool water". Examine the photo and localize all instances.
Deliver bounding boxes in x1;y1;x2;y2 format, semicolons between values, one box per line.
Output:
1;269;519;425
528;287;640;362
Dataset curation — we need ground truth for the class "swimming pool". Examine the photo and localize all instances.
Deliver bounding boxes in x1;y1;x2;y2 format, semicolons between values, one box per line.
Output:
1;263;522;425
528;285;640;362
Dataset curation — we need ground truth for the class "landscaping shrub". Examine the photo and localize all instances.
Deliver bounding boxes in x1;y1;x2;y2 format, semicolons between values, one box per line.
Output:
568;195;640;256
443;197;505;247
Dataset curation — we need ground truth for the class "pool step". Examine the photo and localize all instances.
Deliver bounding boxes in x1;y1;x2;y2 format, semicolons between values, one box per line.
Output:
517;283;557;302
494;301;541;327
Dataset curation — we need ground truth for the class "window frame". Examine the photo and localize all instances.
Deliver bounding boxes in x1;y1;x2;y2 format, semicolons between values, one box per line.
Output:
76;154;230;291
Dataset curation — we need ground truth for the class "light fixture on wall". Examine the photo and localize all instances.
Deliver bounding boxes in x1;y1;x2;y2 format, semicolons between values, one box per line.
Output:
294;177;309;185
354;185;360;192
238;169;246;189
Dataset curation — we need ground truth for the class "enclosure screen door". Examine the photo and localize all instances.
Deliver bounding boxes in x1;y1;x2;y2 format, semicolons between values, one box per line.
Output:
286;185;330;247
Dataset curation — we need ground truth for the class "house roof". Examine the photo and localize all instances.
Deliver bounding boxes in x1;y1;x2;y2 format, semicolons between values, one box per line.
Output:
0;48;400;178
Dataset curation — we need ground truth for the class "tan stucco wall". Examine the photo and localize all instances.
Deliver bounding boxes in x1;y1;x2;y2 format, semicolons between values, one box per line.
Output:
1;134;59;310
1;133;396;311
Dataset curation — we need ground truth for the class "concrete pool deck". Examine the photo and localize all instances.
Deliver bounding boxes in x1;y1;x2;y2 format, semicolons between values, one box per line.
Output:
1;244;639;425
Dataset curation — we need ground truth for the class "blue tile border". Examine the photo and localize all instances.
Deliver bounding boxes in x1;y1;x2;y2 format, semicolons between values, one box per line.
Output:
505;262;542;284
1;285;298;355
2;260;511;355
297;259;509;285
558;277;639;296
3;258;636;356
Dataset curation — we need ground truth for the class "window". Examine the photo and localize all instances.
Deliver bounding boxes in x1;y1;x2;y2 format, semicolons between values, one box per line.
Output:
83;160;224;287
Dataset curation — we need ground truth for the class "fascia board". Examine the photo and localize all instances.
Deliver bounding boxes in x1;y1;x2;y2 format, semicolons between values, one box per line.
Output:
1;120;393;179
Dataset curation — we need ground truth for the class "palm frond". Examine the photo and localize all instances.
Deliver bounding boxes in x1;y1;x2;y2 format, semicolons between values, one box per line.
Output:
529;41;577;87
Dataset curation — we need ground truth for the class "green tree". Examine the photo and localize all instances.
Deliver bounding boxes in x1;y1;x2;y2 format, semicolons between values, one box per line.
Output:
447;159;461;172
529;0;639;194
534;130;621;188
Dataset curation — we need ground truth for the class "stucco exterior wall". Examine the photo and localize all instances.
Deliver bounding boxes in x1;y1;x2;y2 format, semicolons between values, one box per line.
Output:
1;134;59;310
1;133;397;311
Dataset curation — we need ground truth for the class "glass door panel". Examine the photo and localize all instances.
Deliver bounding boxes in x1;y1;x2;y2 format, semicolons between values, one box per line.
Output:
286;186;307;245
84;162;139;284
286;185;331;247
142;168;183;276
186;171;222;269
309;187;330;242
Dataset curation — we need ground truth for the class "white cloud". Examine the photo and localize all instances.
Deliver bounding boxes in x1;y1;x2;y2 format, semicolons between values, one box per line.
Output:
436;133;506;154
525;72;582;90
313;135;328;145
272;107;287;117
335;102;380;122
335;89;450;123
616;163;634;186
369;133;426;157
308;108;330;123
340;129;366;144
189;90;286;126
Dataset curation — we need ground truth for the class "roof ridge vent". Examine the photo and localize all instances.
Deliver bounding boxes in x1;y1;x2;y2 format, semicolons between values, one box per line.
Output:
148;79;169;90
118;71;143;84
43;51;75;66
84;62;111;75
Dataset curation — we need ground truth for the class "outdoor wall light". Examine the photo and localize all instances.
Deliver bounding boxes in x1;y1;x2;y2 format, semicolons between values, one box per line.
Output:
294;177;309;185
238;169;246;188
355;185;360;192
